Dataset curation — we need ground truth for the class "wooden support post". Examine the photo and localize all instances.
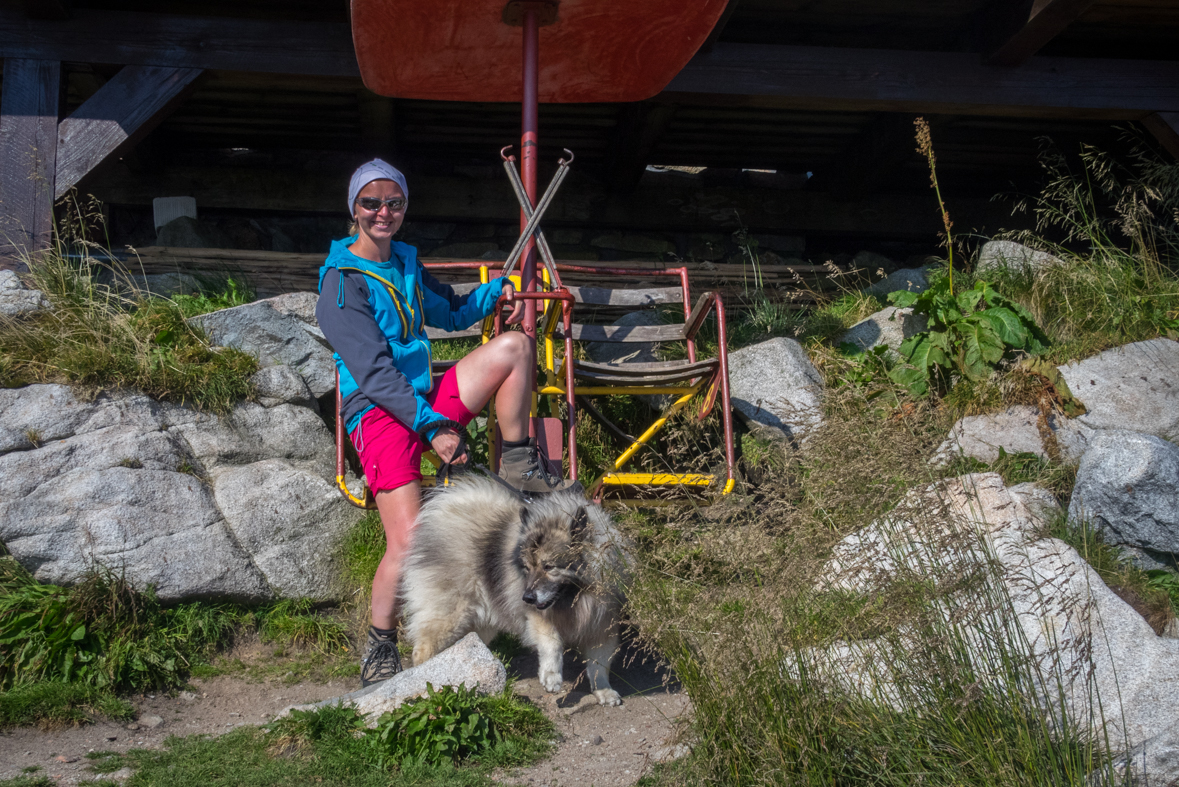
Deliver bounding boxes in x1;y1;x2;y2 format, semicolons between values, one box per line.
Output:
1143;113;1179;161
54;65;202;199
984;0;1099;66
605;102;677;194
0;58;61;272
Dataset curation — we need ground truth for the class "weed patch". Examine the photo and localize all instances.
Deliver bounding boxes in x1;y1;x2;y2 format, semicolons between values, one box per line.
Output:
0;681;133;729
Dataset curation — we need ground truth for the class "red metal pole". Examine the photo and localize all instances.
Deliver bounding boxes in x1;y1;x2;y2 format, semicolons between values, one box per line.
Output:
520;8;540;340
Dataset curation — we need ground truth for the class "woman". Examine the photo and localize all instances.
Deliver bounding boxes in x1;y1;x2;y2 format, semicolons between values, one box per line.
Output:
316;159;573;687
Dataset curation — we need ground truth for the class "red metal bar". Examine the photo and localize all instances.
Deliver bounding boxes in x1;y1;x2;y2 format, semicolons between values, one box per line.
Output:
679;267;696;363
420;260;688;279
714;295;736;491
563;299;578;480
335;370;345;483
520;7;540;340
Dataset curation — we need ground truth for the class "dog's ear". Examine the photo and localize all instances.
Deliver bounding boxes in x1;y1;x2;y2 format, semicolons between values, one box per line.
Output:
571;506;589;537
519;506;532;528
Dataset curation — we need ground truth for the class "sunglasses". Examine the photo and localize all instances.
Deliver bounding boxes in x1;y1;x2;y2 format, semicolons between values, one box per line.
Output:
355;196;407;213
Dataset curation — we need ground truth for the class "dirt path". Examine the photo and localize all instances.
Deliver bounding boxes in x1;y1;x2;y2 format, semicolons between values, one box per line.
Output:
0;644;689;786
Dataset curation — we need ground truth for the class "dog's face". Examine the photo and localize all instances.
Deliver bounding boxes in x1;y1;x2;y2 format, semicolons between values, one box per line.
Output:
516;505;589;610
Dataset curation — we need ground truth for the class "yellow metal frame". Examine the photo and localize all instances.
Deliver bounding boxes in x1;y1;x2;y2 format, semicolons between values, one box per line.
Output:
536;310;735;501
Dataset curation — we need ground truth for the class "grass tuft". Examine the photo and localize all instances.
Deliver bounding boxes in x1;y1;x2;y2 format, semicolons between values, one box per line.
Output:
0;246;256;412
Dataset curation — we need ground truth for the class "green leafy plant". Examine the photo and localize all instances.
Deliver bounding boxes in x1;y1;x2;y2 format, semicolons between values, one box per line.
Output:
887;276;1050;396
170;276;254;318
369;683;495;768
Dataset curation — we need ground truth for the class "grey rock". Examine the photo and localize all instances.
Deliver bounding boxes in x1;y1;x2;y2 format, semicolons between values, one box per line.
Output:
308;633;506;725
0;428;271;602
0;385;164;454
154;216;232;249
825;473;1179;751
0;269;50;317
864;267;930;299
932;405;1093;465
727;337;824;443
265;291;319;326
1068;430;1179;555
852;250;897;275
189;300;336;397
650;743;692;763
976;240;1063;277
162;402;333;473
109;767;134;781
1109;730;1179;786
212;459;355;601
0;383;354;603
838;307;927;353
1057;338;1179;441
250;366;317;410
139;715;164;729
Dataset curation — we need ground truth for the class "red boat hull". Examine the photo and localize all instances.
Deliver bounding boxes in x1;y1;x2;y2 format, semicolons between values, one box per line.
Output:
351;0;729;103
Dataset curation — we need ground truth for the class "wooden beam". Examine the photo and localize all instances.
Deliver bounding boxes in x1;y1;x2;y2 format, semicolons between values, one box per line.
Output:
664;42;1179;118
605;102;677;194
87;162;1018;238
55;65;202;199
0;59;61;272
985;0;1100;67
0;7;358;77
23;0;71;21
699;0;739;54
1142;113;1179;160
4;7;1179;118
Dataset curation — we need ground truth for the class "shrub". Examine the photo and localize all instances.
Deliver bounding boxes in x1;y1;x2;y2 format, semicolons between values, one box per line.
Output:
369;683;495;768
170;276;254;318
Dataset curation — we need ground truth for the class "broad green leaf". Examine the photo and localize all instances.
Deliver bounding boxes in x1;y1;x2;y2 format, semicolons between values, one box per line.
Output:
70;624;86;641
888;290;920;308
979;307;1029;348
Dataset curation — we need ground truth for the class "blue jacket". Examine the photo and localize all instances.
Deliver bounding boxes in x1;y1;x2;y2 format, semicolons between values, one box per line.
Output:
315;236;507;439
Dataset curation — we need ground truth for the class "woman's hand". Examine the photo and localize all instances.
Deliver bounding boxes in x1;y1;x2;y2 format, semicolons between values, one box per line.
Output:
503;282;525;325
430;427;469;466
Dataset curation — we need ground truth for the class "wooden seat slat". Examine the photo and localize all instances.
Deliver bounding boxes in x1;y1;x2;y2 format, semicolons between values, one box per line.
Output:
565;285;683;306
553;323;685;343
425;325;484;340
572;358;717;385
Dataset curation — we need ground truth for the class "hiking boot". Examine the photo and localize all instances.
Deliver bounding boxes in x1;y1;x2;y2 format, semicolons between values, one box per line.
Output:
499;439;582;494
360;626;403;688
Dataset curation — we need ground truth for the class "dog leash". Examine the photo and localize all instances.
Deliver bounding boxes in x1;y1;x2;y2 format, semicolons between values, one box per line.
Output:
434;432;532;503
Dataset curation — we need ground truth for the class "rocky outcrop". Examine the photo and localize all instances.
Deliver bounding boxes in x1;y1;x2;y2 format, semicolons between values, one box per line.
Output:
976;240;1063;277
838;306;928;353
189;296;336;398
1057;338;1179;441
823;473;1179;753
727;337;824;443
299;633;507;725
933;405;1092;465
0;269;50;318
1068;430;1179;558
0;383;358;603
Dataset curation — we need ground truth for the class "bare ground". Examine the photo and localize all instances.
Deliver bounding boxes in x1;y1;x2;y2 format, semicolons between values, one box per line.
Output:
0;641;689;786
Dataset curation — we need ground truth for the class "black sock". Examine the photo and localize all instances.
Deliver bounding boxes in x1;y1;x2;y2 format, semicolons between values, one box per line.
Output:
370;625;397;640
502;437;530;450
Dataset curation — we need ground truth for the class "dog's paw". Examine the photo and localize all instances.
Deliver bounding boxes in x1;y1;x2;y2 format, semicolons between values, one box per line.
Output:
539;668;563;694
593;688;622;706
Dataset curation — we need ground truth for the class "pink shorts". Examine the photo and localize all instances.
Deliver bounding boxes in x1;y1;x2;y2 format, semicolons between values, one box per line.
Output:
350;366;476;492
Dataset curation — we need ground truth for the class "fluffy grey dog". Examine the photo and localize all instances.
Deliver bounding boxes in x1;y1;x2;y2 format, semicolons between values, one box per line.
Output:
400;476;630;706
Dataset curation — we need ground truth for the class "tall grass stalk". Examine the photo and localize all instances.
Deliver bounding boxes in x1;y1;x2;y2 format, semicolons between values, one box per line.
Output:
624;388;1121;787
916;116;955;295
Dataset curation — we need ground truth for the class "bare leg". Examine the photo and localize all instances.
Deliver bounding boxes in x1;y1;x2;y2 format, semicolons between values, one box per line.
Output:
453;331;532;442
370;482;420;630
